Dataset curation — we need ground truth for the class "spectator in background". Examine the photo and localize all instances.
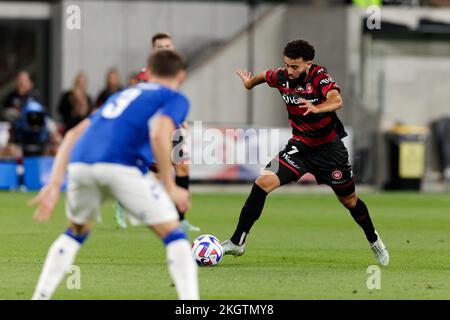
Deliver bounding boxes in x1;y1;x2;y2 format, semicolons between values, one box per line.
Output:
2;70;42;123
96;68;123;108
0;123;22;159
12;100;61;156
58;72;93;133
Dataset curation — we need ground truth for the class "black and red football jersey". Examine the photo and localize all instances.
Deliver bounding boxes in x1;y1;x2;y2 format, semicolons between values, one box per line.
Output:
135;68;149;83
265;64;347;148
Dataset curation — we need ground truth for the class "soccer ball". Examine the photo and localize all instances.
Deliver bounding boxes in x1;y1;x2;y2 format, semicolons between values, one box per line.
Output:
191;234;224;267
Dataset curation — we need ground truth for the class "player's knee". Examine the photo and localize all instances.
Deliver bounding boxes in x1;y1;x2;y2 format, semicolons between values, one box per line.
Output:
338;193;357;209
255;174;279;193
150;220;181;239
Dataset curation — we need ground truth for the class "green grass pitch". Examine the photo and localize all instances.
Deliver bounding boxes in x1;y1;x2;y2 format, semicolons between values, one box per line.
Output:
1;191;449;300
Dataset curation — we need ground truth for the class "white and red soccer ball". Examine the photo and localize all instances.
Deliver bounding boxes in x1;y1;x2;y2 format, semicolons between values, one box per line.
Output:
191;234;224;267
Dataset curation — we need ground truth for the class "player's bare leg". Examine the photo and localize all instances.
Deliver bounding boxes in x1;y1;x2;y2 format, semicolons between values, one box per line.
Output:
150;220;199;300
337;192;389;266
222;171;280;256
32;221;91;300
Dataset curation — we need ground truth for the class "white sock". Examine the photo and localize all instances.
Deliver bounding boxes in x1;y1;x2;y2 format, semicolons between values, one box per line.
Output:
166;239;199;300
32;234;81;300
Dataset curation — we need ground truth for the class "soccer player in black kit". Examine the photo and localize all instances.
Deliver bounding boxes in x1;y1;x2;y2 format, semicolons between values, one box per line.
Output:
222;39;389;266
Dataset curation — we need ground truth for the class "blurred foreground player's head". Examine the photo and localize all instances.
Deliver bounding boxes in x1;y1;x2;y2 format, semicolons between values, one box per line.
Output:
146;49;186;89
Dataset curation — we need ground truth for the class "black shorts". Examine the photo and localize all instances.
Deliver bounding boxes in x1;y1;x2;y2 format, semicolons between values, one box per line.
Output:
265;138;355;197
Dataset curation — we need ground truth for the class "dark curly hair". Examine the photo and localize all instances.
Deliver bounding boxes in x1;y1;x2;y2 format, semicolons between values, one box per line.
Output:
283;39;315;61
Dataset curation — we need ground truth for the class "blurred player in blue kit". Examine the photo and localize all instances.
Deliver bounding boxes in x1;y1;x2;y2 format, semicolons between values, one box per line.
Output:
29;50;199;300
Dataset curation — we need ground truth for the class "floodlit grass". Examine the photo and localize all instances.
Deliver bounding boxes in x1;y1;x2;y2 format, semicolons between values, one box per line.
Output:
1;191;449;299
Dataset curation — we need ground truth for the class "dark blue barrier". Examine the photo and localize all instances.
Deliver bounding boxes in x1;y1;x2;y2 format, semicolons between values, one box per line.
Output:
0;161;19;190
23;156;66;191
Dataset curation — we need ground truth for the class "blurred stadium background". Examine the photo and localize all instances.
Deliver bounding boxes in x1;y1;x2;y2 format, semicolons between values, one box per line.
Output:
1;0;450;301
1;0;450;192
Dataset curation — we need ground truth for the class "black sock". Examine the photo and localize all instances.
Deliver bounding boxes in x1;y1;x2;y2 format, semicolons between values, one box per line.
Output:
348;199;377;243
230;183;268;245
175;175;189;221
175;175;189;190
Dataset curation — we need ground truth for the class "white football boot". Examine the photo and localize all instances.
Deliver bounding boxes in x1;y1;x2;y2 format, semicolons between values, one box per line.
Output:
370;231;389;266
222;240;246;256
180;219;201;233
113;201;128;229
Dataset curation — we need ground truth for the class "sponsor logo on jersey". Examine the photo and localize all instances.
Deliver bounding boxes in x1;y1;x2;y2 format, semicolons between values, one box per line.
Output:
282;94;302;105
282;93;319;106
319;77;332;85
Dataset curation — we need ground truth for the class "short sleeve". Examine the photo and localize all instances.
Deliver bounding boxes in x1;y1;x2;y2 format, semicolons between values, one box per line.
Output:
160;93;190;128
265;68;283;88
317;73;340;98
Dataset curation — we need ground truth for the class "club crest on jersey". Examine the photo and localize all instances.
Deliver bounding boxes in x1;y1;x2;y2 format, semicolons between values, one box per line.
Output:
306;83;313;94
332;170;343;180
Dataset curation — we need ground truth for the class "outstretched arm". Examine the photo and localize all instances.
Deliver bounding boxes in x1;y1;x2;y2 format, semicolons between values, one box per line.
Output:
236;69;267;90
28;118;91;221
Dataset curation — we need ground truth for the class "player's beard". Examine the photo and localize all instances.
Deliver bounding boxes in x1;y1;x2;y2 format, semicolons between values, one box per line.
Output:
289;70;307;85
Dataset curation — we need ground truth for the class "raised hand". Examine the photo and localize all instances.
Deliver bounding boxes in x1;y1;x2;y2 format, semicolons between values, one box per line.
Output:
236;69;254;89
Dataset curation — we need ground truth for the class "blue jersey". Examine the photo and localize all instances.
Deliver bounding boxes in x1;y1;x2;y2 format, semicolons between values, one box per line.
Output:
70;83;189;171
